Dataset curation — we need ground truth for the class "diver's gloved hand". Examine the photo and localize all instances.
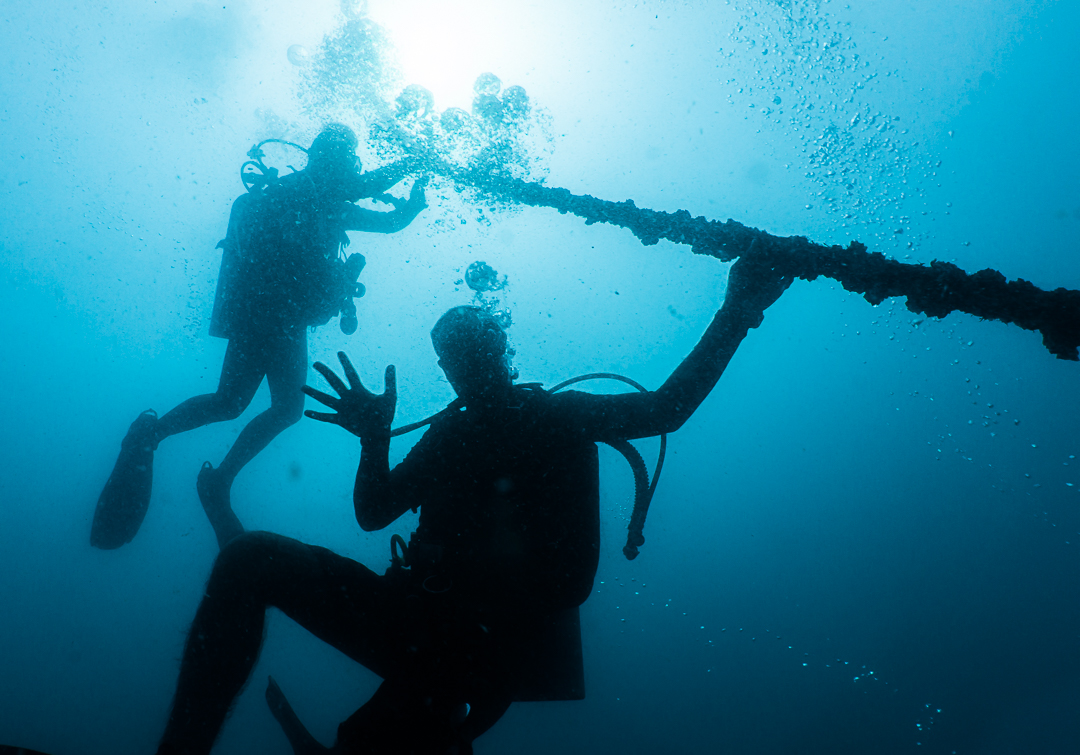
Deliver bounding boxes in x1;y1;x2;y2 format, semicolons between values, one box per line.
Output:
303;352;396;441
407;174;430;211
724;250;794;328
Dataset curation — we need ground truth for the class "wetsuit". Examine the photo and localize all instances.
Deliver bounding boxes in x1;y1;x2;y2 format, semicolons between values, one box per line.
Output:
209;170;373;340
148;169;423;548
157;288;771;754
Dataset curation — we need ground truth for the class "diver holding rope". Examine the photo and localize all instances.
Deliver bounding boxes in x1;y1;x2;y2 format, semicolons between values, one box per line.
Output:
152;251;792;755
92;124;428;551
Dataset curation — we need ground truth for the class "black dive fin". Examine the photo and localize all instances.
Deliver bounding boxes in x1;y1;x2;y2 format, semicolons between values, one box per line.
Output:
266;676;330;755
91;410;157;549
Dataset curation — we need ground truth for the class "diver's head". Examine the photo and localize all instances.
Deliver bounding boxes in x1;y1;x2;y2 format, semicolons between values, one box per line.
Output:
307;123;363;199
431;306;513;405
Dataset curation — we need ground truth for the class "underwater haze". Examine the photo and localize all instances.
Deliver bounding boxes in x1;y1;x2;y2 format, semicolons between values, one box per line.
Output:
2;0;1079;753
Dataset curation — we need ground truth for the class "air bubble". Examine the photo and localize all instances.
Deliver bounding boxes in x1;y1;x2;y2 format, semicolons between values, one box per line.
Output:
287;45;310;66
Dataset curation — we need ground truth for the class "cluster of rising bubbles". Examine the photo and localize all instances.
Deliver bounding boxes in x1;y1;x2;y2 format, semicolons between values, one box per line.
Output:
462;260;512;330
368;70;552;187
464;260;506;294
724;0;941;258
292;4;553;188
294;7;401;132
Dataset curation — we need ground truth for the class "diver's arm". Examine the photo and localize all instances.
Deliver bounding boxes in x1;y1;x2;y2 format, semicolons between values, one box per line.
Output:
637;302;760;433
354;427;440;530
354;430;412;531
566;254;792;440
301;357;410;530
343;176;428;234
356;158;414;196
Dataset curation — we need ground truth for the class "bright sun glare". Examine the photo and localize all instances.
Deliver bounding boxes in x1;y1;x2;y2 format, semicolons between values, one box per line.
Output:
368;0;531;112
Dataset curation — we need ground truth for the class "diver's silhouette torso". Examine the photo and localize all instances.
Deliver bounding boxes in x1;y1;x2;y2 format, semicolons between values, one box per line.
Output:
153;256;791;754
212;171;357;338
400;385;601;614
93;132;424;552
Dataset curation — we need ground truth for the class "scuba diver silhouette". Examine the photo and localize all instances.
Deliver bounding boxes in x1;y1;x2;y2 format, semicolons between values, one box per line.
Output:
92;123;428;551
151;251;792;755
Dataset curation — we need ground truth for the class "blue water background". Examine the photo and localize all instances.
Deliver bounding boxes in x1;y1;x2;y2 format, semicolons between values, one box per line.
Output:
1;1;1078;752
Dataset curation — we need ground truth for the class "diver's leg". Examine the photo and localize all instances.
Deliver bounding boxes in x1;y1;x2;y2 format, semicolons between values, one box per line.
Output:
458;696;513;749
332;682;510;755
196;461;245;550
333;680;463;755
93;340;265;549
216;328;306;480
154;337;266;442
196;329;306;547
158;531;394;755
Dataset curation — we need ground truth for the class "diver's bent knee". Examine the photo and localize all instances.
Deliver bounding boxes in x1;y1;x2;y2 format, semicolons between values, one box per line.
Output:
277;398;305;427
213;531;291;578
220;401;249;422
209;391;250;421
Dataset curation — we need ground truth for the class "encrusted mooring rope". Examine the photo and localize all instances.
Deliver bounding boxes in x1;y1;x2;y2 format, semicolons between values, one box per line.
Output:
435;164;1080;360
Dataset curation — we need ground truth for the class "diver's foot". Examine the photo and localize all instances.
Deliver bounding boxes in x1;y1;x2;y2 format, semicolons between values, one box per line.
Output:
125;409;161;452
91;410;160;549
196;462;244;550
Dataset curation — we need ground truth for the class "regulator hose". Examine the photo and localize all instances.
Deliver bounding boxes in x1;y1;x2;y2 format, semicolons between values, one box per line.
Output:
547;373;667;560
240;139;309;194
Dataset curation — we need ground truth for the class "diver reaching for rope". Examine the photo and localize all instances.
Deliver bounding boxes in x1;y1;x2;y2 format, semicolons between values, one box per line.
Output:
151;252;791;755
92;124;428;551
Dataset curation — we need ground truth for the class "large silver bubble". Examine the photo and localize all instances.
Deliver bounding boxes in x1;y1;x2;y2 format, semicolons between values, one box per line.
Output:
473;72;501;97
286;44;310;66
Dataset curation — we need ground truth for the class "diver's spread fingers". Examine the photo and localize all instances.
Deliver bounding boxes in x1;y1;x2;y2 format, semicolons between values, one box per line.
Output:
304;410;338;424
313;361;349;396
384;364;397;402
338;351;364;392
301;385;338;408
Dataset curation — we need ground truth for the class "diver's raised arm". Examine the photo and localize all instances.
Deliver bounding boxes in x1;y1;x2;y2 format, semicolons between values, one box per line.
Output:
646;253;791;431
302;355;409;531
353;426;404;532
356;158;416;196
343;175;429;234
562;253;792;441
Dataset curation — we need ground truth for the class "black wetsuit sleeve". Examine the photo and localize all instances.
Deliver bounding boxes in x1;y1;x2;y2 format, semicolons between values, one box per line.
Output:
339;201;425;234
550;304;761;441
354;424;441;531
340;161;424;234
355;159;413;196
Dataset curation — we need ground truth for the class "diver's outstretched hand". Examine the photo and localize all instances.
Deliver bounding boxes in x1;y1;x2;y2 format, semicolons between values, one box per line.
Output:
303;352;396;440
408;174;430;210
724;250;794;328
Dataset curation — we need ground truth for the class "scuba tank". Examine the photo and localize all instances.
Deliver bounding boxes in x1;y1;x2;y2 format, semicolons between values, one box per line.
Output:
389;374;666;561
239;139;369;335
